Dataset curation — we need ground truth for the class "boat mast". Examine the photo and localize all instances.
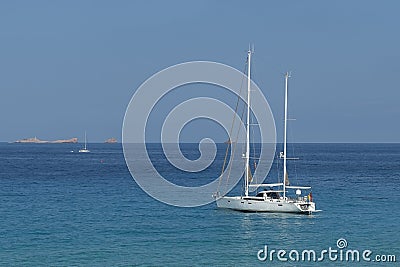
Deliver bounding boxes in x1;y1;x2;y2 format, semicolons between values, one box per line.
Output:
283;72;289;199
84;131;87;150
245;49;252;197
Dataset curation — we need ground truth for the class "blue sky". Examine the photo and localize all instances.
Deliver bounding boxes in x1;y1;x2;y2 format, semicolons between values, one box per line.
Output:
0;0;399;142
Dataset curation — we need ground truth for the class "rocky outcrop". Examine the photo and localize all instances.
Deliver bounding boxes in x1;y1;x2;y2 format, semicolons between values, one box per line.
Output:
104;137;117;143
51;138;78;143
14;137;78;143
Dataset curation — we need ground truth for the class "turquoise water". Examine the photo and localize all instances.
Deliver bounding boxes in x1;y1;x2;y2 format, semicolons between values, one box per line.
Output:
0;143;399;266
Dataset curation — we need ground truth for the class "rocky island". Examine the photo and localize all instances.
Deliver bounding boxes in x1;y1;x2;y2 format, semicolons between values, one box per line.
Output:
14;137;78;143
104;138;118;143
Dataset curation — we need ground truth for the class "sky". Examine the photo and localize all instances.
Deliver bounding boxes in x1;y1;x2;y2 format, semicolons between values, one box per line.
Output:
0;0;399;143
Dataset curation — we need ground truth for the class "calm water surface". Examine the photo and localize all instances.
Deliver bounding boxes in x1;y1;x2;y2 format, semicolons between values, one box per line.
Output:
0;143;399;266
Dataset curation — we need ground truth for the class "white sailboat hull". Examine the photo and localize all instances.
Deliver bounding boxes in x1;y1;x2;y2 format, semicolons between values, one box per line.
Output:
216;196;316;214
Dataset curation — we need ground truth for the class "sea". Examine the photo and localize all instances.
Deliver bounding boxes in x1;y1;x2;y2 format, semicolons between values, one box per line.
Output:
0;143;399;266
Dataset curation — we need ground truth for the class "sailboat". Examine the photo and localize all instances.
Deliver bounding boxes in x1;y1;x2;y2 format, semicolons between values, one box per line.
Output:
78;131;90;153
215;49;318;214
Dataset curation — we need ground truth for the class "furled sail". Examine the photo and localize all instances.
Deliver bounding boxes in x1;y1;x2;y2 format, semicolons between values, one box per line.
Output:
285;171;290;186
248;165;253;183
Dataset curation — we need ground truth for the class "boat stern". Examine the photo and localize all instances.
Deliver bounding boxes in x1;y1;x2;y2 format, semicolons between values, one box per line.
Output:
295;201;316;214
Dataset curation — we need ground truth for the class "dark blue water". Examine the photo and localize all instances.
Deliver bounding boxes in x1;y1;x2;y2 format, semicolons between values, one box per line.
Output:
0;143;399;266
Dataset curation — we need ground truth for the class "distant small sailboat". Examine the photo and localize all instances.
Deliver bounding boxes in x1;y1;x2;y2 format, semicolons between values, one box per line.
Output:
78;131;90;153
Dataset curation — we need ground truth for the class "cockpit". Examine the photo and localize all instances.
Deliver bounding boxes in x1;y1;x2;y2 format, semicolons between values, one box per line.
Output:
256;190;282;199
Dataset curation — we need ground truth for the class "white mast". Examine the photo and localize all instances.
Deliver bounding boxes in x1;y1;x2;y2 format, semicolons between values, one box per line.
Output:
283;72;289;199
84;131;87;150
245;49;252;197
